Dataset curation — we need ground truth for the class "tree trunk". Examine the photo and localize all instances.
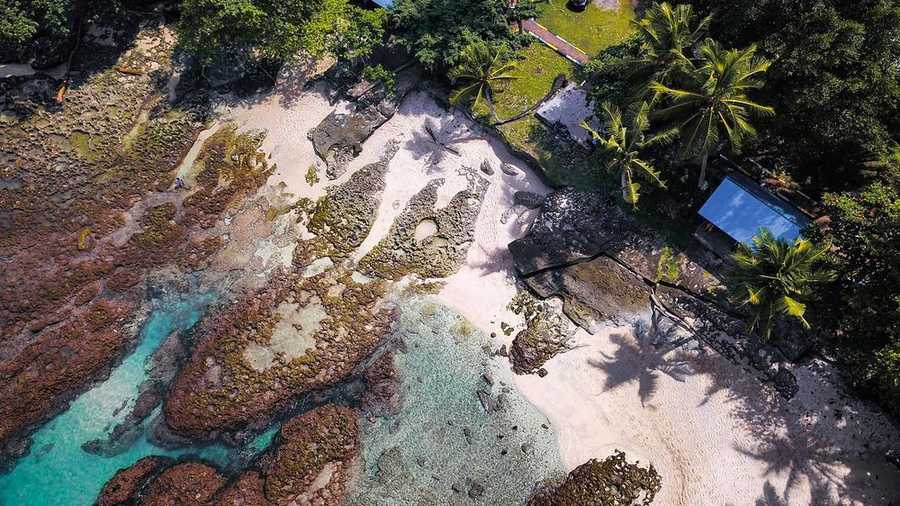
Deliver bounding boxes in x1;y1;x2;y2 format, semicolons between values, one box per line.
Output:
698;152;709;190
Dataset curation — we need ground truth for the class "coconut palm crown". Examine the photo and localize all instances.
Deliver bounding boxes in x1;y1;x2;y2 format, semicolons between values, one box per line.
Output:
729;229;835;341
448;41;518;118
633;1;711;85
583;101;678;206
651;39;774;189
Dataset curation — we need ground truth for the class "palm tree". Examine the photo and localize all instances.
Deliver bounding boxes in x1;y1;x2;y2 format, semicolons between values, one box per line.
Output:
448;41;518;120
632;1;711;86
729;229;835;341
582;101;678;206
651;39;774;189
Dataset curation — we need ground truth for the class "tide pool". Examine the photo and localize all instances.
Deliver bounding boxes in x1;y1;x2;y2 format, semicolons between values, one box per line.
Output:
347;297;564;504
0;292;269;506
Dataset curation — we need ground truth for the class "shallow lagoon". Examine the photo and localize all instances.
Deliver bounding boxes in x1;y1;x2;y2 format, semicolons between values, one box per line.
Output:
0;290;562;505
348;297;563;504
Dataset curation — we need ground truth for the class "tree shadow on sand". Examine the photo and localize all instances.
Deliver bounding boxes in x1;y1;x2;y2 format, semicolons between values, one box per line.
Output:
587;318;694;407
690;345;900;505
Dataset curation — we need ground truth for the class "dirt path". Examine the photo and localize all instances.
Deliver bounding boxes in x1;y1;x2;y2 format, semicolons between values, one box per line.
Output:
522;19;590;64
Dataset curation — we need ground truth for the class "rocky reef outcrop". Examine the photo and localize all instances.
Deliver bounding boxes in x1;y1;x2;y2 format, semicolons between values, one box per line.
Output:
507;188;800;397
358;168;489;280
98;456;174;506
163;269;395;440
95;404;359;506
0;23;284;465
527;451;661;506
293;143;398;267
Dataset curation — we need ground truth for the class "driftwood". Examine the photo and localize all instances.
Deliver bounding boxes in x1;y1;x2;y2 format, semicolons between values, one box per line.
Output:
113;66;145;76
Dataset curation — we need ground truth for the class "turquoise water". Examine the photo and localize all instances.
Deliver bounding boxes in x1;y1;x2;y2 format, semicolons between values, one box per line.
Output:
347;298;564;505
0;293;563;505
0;292;269;506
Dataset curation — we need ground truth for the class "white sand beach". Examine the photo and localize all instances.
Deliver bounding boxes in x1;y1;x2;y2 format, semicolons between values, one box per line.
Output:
225;61;900;506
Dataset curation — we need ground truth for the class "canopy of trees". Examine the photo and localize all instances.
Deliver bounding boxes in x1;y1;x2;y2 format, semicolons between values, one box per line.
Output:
1;0;75;64
683;0;900;194
390;0;522;71
177;0;386;63
812;167;900;417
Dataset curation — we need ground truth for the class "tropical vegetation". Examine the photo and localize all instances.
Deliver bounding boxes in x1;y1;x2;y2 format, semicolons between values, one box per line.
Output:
650;39;774;189
177;0;385;63
583;101;676;206
728;230;834;341
448;41;518;119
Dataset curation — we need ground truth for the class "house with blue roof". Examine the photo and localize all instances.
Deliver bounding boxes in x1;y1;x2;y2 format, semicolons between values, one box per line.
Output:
695;173;811;257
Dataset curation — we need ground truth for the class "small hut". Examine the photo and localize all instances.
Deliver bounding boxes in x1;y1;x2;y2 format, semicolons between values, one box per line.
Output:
694;173;811;257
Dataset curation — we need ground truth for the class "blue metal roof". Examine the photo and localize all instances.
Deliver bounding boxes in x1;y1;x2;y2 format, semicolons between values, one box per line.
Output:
372;0;393;7
698;175;809;244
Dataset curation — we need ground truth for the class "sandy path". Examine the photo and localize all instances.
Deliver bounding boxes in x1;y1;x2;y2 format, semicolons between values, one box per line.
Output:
223;62;900;506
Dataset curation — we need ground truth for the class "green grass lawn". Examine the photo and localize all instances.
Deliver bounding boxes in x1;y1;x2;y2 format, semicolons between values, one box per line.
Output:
473;43;576;122
536;0;637;56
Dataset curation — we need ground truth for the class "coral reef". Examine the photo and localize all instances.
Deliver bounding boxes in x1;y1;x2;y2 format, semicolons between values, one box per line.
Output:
358;168;489;280
527;450;661;506
0;23;278;465
163;269;395;439
95;404;359;505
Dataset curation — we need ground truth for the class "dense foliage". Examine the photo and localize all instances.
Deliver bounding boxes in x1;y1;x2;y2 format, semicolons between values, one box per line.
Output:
812;168;900;416
729;230;834;341
651;40;774;188
582;101;676;206
177;0;385;63
0;0;74;64
683;0;900;193
389;0;522;71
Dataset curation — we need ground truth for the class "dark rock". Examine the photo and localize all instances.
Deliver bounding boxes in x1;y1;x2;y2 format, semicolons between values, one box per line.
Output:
482;371;494;386
496;344;509;357
468;481;485;498
524;256;650;332
513;191;545;209
480;160;494;175
773;367;799;400
477;389;494;413
463;427;473;445
537;368;549;378
508;189;629;276
500;162;521;177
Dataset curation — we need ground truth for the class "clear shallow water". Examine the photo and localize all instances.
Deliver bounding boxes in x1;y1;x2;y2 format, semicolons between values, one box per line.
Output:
348;297;564;505
0;292;271;506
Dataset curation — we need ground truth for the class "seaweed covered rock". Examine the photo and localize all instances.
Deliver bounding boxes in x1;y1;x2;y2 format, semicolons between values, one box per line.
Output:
140;462;228;506
264;404;359;504
163;269;395;439
96;405;359;505
0;25;277;463
293;143;398;266
97;456;173;506
528;451;661;506
358;169;489;280
508;293;572;375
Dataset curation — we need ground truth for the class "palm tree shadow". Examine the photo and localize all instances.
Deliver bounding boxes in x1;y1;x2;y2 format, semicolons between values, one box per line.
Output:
588;321;693;407
753;481;787;506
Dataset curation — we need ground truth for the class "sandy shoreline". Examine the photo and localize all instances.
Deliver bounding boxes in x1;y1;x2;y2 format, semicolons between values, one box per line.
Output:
225;62;900;505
